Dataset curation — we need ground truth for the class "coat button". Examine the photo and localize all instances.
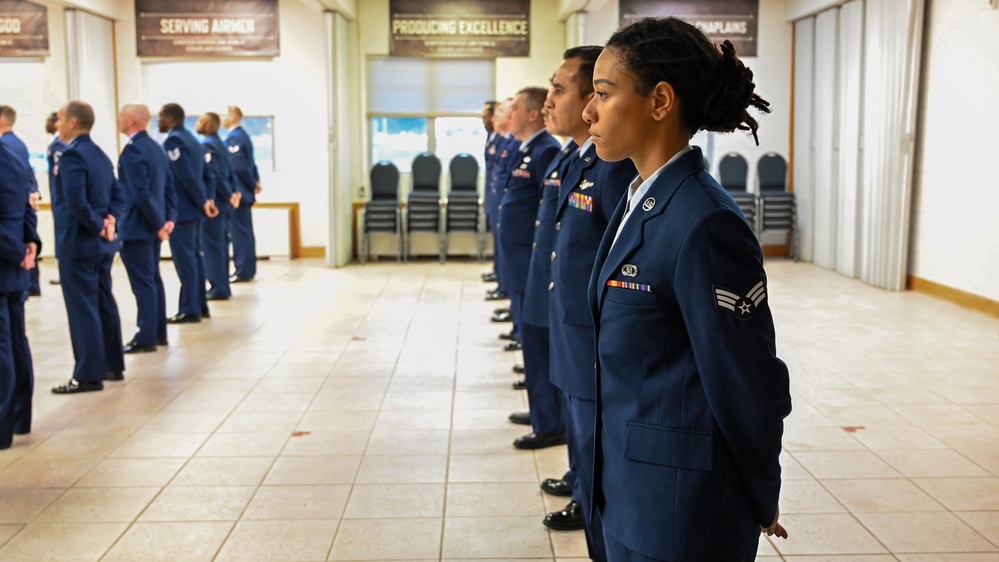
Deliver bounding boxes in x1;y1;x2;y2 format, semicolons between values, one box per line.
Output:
535;220;540;227
548;282;554;291
555;222;561;231
532;242;536;250
550;251;556;261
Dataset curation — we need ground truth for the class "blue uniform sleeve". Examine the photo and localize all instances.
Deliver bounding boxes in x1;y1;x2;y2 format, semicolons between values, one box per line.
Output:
674;208;791;527
201;145;216;202
59;150;106;236
165;136;206;209
109;176;125;222
227;135;257;191
164;165;177;223
121;147;166;229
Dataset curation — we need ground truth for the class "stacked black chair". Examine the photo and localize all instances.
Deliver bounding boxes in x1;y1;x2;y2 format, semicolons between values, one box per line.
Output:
406;152;445;262
362;161;402;263
757;152;797;260
445;153;483;261
718;152;758;232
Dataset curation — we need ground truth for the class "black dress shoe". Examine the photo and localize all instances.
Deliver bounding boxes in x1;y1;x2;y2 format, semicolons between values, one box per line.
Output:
106;370;124;381
157;338;169;346
514;432;567;450
504;340;522;352
544;500;585;531
167;313;201;324
229;275;253;283
485;290;507;301
498;330;517;341
540;478;574;497
493;307;510;315
482;272;497;282
52;379;103;394
122;340;156;354
28;289;41;297
201;308;211;319
512;378;526;390
508;411;531;425
512;364;525;374
206;293;230;301
491;310;512;323
49;279;61;285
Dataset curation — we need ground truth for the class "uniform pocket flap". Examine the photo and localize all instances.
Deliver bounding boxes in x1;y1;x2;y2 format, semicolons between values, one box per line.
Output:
624;422;713;471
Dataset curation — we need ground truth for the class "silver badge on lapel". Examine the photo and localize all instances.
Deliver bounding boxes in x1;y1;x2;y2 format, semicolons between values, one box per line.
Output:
642;197;656;211
579;179;593;190
621;264;638;277
583;156;592;162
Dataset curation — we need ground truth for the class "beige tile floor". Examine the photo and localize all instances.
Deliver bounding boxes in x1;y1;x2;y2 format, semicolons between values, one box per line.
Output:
0;257;997;561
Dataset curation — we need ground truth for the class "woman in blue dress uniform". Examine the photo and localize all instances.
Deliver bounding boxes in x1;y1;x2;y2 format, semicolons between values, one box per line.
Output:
583;17;791;561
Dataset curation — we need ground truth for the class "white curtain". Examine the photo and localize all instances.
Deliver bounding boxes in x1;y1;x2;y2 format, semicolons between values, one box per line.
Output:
326;11;353;267
65;9;118;161
791;0;924;290
858;0;925;290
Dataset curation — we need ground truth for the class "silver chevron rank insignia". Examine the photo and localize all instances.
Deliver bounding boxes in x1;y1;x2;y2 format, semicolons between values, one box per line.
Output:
714;281;767;320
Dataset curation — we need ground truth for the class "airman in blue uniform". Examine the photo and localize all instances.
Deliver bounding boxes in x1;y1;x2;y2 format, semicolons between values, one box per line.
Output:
497;88;561;355
535;47;636;559
223;106;259;283
160;103;217;324
583;18;790;561
485;98;517;305
198;112;239;301
0;105;41;297
117;104;173;353
50;101;125;394
0;142;40;447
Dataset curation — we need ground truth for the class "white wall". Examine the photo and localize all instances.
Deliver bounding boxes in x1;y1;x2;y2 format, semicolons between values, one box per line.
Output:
909;0;999;302
581;0;793;188
115;0;332;248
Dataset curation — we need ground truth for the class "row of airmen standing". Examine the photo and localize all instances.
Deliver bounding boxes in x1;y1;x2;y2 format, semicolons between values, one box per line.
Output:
0;100;263;456
482;46;637;560
479;17;792;560
48;101;261;394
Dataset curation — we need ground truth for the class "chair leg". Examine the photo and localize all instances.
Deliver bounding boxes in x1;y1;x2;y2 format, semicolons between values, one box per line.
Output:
361;231;368;265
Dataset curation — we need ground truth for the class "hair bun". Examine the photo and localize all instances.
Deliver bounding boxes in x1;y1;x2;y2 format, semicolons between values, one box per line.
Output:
701;40;771;144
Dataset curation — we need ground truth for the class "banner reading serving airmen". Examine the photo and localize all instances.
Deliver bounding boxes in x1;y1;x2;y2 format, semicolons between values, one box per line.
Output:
0;0;48;57
135;0;279;57
391;0;530;58
620;0;758;57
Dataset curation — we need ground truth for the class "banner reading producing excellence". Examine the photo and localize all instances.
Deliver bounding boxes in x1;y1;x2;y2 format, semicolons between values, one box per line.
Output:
135;0;279;57
391;0;530;58
0;0;48;57
620;0;758;57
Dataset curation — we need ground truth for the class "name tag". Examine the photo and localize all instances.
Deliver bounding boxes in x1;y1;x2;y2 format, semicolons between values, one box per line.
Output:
569;192;593;212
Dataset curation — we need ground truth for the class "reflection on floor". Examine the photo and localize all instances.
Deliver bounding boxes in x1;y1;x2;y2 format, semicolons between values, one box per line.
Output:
0;258;997;561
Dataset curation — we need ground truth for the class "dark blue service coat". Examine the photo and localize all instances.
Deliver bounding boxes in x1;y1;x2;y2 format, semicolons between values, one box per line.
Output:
588;147;791;560
549;144;634;399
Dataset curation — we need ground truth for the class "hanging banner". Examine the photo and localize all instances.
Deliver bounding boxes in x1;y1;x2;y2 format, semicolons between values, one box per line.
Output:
0;0;48;57
135;0;279;57
390;0;530;58
619;0;758;57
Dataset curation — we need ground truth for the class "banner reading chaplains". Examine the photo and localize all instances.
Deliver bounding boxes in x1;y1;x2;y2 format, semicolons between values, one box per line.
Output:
390;0;530;58
0;0;48;57
620;0;758;57
135;0;279;57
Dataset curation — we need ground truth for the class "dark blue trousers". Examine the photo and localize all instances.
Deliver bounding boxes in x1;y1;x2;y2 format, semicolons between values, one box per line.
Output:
560;392;578;492
566;392;606;562
488;210;505;294
521;322;563;435
0;293;17;448
10;291;32;435
229;202;256;279
170;219;206;317
120;240;163;347
28;264;39;295
58;254;124;382
603;531;669;562
203;207;231;298
154;242;167;342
